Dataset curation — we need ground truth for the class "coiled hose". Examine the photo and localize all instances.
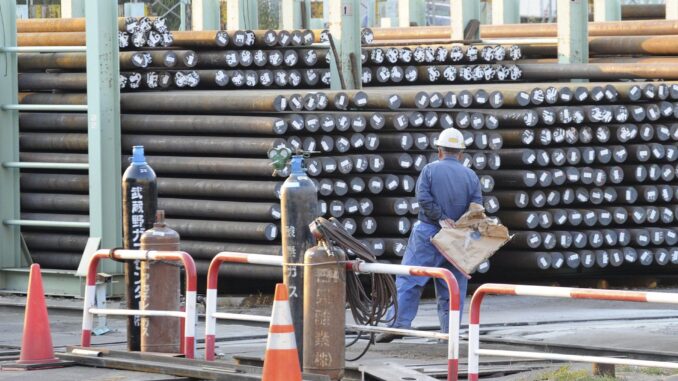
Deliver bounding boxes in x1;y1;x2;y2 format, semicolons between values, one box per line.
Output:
309;217;398;360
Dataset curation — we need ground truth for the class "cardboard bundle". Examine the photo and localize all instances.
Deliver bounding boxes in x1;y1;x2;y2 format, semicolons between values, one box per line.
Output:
432;203;512;278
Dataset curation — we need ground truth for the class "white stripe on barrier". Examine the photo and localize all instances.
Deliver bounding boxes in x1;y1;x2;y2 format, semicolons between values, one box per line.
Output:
266;332;297;350
515;285;574;298
112;251;151;261
356;262;412;276
448;310;460;359
249;255;284;266
477;349;678;370
205;289;218;335
185;291;197;338
88;308;186;318
646;292;678;304
81;284;96;331
213;312;272;323
468;324;480;374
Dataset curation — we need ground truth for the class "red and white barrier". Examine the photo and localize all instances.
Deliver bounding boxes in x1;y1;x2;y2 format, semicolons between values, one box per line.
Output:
81;249;198;359
205;252;283;361
347;261;461;381
468;284;678;381
204;252;461;381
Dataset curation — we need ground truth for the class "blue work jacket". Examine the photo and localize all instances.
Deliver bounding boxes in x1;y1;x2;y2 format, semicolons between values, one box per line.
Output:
416;156;483;226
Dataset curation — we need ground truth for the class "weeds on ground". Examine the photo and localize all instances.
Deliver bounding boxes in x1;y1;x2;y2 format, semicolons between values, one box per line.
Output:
619;365;675;377
532;366;618;381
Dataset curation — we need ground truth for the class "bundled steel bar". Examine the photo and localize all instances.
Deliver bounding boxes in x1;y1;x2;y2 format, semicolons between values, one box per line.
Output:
19;133;285;157
19;91;290;112
518;64;678;81
21;112;287;136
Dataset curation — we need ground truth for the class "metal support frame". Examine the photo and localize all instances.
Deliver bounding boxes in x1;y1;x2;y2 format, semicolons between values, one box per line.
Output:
667;0;678;20
61;0;85;18
226;0;259;30
328;0;362;90
191;0;221;31
282;0;311;29
398;0;425;27
85;0;123;275
0;0;22;272
557;0;588;65
450;0;480;40
593;0;620;22
491;0;519;25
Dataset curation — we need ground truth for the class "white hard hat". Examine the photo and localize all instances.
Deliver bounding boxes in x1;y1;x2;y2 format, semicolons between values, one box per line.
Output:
436;128;466;149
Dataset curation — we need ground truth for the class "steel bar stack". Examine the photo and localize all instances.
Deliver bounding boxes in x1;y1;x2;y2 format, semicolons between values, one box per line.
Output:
13;17;678;283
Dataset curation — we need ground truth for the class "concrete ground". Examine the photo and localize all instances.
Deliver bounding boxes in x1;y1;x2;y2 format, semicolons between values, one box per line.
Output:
0;290;677;380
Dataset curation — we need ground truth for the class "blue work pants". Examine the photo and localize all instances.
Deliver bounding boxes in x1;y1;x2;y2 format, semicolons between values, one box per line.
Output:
391;221;468;333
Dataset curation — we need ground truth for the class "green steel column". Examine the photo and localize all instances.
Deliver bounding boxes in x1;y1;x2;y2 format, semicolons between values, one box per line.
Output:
557;0;588;64
398;0;425;27
282;0;311;29
593;0;620;22
227;0;259;30
492;0;519;24
192;0;221;31
85;0;122;273
0;0;21;270
180;0;187;31
667;0;678;20
328;0;362;90
450;0;480;40
61;0;85;18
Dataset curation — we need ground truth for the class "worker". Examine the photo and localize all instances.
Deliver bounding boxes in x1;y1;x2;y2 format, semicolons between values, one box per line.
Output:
376;127;482;343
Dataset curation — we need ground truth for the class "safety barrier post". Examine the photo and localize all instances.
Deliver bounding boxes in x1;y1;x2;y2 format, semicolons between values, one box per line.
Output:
205;252;284;361
81;249;197;358
348;261;460;381
468;283;678;381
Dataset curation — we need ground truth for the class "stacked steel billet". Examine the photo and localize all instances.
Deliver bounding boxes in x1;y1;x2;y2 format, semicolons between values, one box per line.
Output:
17;16;173;49
14;17;221;92
162;27;522;88
13;16;678;280
471;81;678;274
16;88;500;268
17;91;300;277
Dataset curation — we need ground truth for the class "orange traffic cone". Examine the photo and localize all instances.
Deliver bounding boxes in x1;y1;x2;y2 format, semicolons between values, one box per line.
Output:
261;284;302;381
3;264;63;370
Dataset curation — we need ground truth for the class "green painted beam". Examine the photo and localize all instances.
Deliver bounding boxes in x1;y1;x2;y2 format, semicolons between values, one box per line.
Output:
492;0;520;24
450;0;480;40
192;0;221;30
0;0;21;271
593;0;620;22
227;0;259;30
328;0;362;90
61;0;85;18
557;0;588;65
85;0;122;275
